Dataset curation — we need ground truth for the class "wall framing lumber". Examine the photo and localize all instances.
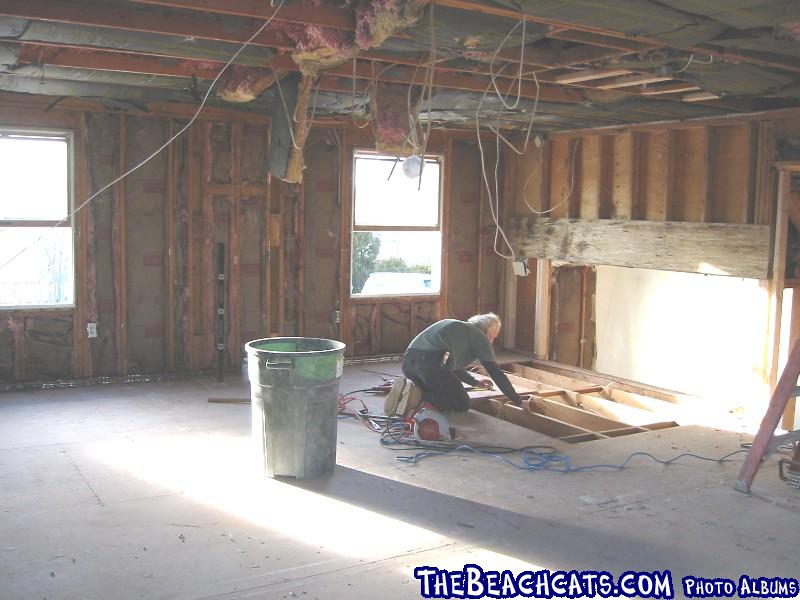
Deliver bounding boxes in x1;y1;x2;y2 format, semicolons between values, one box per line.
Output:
113;114;128;374
166;120;176;371
73;116;91;378
509;217;770;278
534;259;551;359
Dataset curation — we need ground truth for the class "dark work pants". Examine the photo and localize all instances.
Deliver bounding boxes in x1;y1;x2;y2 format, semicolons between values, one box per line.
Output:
401;348;470;412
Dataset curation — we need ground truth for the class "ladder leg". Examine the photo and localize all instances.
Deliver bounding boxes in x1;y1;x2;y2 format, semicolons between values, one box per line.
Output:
736;340;800;493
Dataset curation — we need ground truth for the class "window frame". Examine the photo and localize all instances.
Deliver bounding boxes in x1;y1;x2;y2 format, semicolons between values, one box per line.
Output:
0;127;76;310
350;150;444;299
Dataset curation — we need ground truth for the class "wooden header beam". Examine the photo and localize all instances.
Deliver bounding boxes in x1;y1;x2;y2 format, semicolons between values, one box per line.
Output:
509;217;771;279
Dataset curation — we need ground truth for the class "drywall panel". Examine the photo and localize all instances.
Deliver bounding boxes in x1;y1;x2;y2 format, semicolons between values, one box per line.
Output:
595;265;770;407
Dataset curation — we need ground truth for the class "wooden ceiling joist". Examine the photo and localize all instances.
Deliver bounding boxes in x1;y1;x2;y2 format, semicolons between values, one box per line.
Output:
638;83;702;96
594;74;674;90
555;68;632;84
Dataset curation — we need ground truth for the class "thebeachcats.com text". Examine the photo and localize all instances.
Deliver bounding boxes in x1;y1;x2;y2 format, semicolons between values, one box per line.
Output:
413;565;799;599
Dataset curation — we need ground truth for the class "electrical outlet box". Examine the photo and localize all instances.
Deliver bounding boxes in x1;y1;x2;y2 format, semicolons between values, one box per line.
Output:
512;258;530;277
333;310;341;324
86;322;98;338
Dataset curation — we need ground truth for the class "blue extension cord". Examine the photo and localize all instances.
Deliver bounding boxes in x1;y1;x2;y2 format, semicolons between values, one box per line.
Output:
389;442;749;474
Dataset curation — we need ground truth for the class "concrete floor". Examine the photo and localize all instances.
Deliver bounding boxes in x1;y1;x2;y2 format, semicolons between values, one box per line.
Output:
1;363;799;600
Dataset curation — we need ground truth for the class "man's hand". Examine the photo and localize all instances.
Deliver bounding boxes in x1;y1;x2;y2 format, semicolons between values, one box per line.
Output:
473;378;494;390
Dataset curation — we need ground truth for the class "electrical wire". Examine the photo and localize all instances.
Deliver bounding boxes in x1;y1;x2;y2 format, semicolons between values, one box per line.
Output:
524;137;579;216
675;53;714;74
389;441;748;473
0;0;286;272
339;391;750;476
489;16;526;110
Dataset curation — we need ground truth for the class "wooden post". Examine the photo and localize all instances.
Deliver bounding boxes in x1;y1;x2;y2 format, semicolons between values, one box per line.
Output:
534;258;552;360
113;115;128;374
166;119;176;371
439;139;453;320
263;172;272;338
228;122;241;363
339;131;353;353
73;117;93;378
767;171;790;392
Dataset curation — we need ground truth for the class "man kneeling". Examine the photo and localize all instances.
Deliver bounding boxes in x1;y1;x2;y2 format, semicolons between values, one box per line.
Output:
386;313;521;416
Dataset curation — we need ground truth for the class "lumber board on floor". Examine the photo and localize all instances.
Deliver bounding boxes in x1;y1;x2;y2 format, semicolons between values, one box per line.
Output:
528;359;692;404
528;397;628;432
509;363;606;394
605;388;681;417
471;397;604;440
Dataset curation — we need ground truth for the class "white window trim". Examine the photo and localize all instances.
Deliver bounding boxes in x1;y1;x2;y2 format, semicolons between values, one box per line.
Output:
0;127;76;310
350;150;444;298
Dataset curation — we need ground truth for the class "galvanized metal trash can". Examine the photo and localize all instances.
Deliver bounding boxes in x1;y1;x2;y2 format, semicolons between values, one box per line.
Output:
245;337;346;479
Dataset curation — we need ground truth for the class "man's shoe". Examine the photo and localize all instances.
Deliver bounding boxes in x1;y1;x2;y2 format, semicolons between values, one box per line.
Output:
400;381;422;418
384;377;407;416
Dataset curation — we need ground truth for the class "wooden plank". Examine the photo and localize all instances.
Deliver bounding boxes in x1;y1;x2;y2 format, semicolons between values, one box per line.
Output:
702;127;716;222
754;124;774;227
548;137;572;218
73;118;91;378
187;122;202;369
534;258;551;359
736;339;800;493
471;397;603;439
509;363;600;392
783;287;800;429
767;170;791;392
611;132;633;219
440;139;452;322
113;114;128;374
503;371;675;426
202;121;215;367
594;74;673;90
339;132;353;355
673;128;708;222
263;173;272;339
228;123;242;363
643;131;668;221
629;132;643;220
166;120;176;371
578;135;601;219
713;124;754;224
573;392;669;426
605;388;681;420
529;397;628;431
555;68;631;84
529;358;690;404
508;217;770;279
596;426;650;437
664;129;677;221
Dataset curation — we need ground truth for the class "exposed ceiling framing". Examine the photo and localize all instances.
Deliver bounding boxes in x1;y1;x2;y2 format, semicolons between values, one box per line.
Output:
0;0;799;134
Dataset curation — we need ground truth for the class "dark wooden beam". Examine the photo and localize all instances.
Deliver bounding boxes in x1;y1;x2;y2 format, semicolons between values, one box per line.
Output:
509;217;771;279
128;0;355;30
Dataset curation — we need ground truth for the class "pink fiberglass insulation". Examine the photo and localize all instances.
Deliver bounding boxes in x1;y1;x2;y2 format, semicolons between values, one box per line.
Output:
217;65;276;102
277;23;355;59
354;0;420;49
373;82;412;147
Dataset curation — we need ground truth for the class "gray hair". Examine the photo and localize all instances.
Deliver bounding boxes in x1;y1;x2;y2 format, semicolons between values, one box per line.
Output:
467;313;501;333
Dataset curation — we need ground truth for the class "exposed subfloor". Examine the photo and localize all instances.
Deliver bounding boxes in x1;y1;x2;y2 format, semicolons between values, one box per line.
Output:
1;363;799;600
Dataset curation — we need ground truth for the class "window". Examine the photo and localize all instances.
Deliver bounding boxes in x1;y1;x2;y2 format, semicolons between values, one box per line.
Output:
351;152;442;297
0;130;74;307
